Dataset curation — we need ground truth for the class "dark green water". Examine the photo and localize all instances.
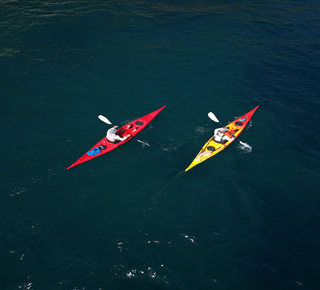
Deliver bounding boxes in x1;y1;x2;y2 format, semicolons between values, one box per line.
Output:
1;1;320;289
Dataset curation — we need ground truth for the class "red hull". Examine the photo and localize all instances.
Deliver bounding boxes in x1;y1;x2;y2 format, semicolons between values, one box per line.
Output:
67;106;165;169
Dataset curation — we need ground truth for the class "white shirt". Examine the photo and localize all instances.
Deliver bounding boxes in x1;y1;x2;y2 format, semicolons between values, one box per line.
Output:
214;128;234;143
106;127;127;143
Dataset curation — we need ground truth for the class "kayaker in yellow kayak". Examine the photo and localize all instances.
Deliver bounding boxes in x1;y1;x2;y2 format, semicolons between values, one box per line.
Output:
106;125;137;143
213;127;234;144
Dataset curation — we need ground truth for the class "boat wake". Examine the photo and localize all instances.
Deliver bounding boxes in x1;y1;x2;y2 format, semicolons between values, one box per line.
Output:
156;170;186;193
144;170;186;212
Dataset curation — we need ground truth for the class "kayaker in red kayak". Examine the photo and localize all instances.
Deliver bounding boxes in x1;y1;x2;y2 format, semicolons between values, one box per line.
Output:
213;127;234;144
106;125;137;143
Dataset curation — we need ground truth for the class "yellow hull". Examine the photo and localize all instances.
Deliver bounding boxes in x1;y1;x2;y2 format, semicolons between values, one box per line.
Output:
185;106;258;172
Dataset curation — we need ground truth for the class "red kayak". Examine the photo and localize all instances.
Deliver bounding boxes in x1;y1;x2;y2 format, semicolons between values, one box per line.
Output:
67;106;165;169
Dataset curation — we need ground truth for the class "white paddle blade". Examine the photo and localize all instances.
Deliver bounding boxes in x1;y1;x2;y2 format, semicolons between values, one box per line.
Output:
239;141;252;149
208;112;220;123
136;139;150;146
98;115;112;124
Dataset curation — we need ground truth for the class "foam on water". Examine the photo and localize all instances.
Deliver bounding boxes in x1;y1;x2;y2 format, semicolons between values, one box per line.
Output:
237;142;253;153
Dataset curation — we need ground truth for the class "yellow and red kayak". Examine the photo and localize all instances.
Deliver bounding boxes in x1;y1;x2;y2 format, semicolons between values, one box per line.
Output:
185;106;259;172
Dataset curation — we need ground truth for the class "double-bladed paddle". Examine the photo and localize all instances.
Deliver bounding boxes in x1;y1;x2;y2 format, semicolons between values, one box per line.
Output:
208;112;251;149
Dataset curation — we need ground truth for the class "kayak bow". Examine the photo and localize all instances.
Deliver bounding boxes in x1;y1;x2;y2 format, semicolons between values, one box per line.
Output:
185;106;258;172
67;106;165;169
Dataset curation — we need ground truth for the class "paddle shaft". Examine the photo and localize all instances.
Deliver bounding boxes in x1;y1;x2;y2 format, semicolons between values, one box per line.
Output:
98;115;149;146
217;122;247;145
216;121;238;139
208;112;248;146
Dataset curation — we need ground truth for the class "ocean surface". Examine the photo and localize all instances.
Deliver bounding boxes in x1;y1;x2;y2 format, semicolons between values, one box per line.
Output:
1;1;320;289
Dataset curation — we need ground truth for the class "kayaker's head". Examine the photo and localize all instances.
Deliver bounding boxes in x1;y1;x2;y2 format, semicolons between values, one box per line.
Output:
219;127;228;133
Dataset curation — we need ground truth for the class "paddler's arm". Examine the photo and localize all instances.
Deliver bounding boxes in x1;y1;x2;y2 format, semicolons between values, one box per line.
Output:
223;129;235;141
125;128;138;137
114;135;128;142
214;128;220;136
224;135;234;141
119;128;138;141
